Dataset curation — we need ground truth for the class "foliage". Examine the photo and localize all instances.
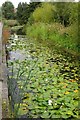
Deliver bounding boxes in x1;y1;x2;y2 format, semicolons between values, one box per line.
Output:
16;2;41;25
0;7;2;20
53;2;78;27
26;22;79;53
26;2;79;53
78;3;80;52
4;1;79;119
32;3;55;23
29;2;41;13
69;3;78;25
2;1;15;20
28;2;78;26
65;22;78;43
16;2;29;25
3;20;18;27
7;36;79;118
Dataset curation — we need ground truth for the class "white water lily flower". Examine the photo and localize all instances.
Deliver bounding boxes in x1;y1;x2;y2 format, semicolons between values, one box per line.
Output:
55;103;57;105
48;100;52;105
45;79;48;81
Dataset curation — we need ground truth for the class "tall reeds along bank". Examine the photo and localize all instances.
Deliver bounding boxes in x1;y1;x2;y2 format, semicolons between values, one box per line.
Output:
26;22;79;55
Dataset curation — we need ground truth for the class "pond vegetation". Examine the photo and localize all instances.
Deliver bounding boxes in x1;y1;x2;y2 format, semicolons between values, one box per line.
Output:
1;1;79;119
6;35;79;119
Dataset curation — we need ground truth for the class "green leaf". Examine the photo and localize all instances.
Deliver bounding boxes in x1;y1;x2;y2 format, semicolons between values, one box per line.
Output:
67;110;73;115
41;111;50;118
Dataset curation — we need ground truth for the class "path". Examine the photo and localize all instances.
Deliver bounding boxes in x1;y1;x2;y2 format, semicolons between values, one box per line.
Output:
0;22;3;120
0;22;8;119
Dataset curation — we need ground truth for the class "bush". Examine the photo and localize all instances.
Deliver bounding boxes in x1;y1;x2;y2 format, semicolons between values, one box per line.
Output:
32;3;56;23
26;22;79;53
3;20;18;27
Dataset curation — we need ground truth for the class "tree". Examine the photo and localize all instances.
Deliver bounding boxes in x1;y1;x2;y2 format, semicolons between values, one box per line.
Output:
2;1;15;19
54;2;78;27
17;2;30;25
32;3;56;23
29;1;41;13
17;2;41;25
69;3;78;25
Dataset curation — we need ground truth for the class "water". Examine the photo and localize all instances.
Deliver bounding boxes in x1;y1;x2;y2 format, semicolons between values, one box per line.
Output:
9;50;26;61
7;35;79;118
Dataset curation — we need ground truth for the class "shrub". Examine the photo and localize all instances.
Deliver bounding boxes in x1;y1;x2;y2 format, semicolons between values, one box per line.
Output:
32;3;56;23
26;22;79;53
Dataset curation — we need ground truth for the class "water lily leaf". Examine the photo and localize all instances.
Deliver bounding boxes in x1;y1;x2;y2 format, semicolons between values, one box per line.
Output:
41;111;50;118
67;110;73;115
15;103;28;116
7;35;79;118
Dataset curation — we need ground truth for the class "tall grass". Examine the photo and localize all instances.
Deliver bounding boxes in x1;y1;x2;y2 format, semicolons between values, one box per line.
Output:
26;22;78;53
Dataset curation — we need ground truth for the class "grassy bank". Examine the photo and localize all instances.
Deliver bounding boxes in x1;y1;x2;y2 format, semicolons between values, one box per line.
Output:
26;22;79;55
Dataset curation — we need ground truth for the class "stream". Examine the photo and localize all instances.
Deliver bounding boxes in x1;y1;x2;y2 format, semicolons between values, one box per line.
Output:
6;34;79;118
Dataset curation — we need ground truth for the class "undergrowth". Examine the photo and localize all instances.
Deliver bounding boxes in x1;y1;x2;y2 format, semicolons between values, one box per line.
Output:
26;22;79;53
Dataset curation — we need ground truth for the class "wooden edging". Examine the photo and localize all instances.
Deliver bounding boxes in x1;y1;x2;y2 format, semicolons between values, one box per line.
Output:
0;24;9;119
0;22;3;120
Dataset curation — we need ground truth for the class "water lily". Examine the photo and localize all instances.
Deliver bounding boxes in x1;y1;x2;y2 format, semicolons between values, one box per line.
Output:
48;100;52;105
45;79;48;81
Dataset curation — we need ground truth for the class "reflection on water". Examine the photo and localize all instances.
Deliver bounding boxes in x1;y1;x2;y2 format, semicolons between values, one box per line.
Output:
9;50;26;61
7;34;39;62
7;34;29;61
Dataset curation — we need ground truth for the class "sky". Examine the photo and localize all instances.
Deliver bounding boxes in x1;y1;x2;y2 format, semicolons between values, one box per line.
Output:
0;0;30;8
0;0;79;8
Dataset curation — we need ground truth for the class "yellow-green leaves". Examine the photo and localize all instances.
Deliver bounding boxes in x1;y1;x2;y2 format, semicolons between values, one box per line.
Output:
33;3;55;23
